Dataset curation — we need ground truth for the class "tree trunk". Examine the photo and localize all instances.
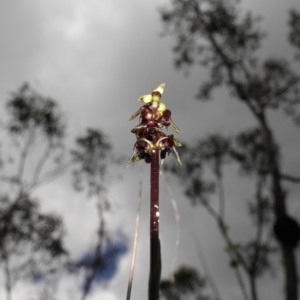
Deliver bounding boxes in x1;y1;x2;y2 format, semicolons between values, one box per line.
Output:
250;275;258;300
282;245;298;300
260;116;298;300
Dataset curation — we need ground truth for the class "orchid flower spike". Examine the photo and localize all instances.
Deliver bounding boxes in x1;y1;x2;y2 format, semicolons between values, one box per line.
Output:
126;83;182;167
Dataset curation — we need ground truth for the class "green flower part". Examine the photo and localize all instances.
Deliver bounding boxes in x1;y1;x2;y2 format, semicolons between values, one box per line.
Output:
157;102;167;115
137;83;166;104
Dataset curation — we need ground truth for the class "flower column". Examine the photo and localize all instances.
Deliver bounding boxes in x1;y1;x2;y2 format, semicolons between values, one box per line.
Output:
126;83;181;300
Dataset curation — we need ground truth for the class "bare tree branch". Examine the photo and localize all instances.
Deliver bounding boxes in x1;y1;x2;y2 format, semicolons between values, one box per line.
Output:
198;194;251;300
216;172;225;223
273;76;300;99
280;173;300;184
3;250;12;300
162;173;181;282
126;168;143;300
16;126;36;185
30;140;54;187
28;160;73;191
194;237;224;300
81;195;107;300
190;0;260;118
248;175;267;300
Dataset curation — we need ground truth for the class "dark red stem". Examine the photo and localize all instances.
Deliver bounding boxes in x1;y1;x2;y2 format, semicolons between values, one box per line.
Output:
148;150;161;300
150;150;159;238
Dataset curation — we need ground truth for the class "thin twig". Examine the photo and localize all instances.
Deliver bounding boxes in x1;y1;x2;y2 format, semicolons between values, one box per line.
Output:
162;173;181;282
193;235;224;300
190;0;260;118
198;195;250;300
16;126;36;184
81;196;107;300
216;172;225;221
126;168;143;300
30;139;54;187
3;250;12;300
280;173;300;184
234;266;250;300
28;160;73;191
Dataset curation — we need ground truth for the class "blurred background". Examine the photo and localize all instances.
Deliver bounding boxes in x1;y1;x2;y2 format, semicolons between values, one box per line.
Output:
0;0;300;299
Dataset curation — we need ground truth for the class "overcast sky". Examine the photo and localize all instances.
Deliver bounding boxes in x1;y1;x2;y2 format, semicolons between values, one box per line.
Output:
1;0;300;300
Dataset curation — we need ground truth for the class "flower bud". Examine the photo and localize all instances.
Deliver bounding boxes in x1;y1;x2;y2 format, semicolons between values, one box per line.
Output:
163;109;171;118
152;83;166;96
151;91;161;103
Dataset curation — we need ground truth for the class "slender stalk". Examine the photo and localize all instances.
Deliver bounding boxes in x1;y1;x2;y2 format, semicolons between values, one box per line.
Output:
150;150;160;238
3;250;11;300
149;150;161;300
126;169;143;300
163;173;181;282
194;237;223;300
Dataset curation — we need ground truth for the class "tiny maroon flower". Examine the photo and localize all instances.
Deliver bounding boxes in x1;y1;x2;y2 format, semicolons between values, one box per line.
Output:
135;139;147;150
163;109;171;118
129;104;152;121
147;120;157;128
147;127;158;135
144;153;151;164
141;109;152;121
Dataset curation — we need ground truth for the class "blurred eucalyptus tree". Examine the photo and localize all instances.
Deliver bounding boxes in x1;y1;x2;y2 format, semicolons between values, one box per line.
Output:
159;1;300;300
0;83;68;300
0;83;113;300
160;266;211;300
71;128;113;300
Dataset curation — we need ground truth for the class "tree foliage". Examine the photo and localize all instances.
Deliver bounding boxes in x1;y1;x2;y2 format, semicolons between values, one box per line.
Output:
289;9;300;59
71;127;114;300
160;1;300;300
71;128;111;197
0;83;114;300
6;83;65;139
160;266;211;300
